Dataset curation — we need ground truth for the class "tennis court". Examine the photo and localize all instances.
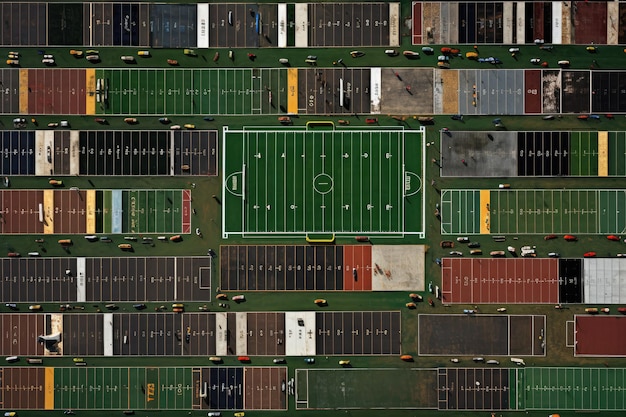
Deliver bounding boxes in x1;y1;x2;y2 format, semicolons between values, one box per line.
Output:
96;68;286;115
222;126;424;238
441;189;626;235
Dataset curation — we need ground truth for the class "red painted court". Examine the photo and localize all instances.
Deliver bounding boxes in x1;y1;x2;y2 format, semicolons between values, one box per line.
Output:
575;315;626;357
411;1;422;44
28;69;87;114
441;258;559;304
342;245;372;291
0;190;45;234
524;69;542;114
572;1;607;45
182;189;192;234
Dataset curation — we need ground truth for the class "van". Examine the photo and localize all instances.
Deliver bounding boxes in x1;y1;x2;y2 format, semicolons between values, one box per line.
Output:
27;358;43;364
510;357;525;366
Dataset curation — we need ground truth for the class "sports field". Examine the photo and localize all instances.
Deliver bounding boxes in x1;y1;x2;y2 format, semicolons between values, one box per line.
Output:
440;189;626;235
222;126;425;238
95;68;286;115
523;367;626;410
295;368;437;410
100;189;191;234
53;367;192;410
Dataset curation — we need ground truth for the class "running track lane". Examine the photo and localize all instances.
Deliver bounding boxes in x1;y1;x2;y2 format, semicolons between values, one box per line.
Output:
28;69;86;115
412;1;422;45
182;190;191;234
343;245;372;291
440;258;559;304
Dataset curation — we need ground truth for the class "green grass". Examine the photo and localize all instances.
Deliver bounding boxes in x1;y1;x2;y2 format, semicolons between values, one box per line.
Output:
223;127;423;237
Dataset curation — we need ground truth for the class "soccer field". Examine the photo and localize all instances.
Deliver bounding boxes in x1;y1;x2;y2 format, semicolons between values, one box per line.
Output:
222;126;425;238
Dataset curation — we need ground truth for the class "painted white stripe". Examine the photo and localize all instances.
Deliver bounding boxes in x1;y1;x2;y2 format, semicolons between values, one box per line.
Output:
278;3;287;48
294;3;308;48
552;1;562;44
370;67;381;114
103;313;113;356
389;3;400;47
76;257;86;302
516;2;525;45
197;4;209;48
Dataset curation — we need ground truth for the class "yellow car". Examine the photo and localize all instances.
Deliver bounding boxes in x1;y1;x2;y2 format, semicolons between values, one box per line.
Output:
183;124;195;130
234;413;245;417
137;50;150;56
72;358;84;362
183;49;196;56
28;305;42;311
339;360;350;366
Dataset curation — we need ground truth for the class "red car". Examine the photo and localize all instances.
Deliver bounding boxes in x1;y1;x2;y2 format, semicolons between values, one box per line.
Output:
607;235;620;241
238;356;250;362
564;235;577;241
583;252;596;258
544;234;557;240
365;118;378;124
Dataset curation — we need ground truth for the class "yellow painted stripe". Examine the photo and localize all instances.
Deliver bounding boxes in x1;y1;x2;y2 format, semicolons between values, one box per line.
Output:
86;68;96;115
19;69;28;114
441;70;459;114
86;190;96;234
480;189;491;234
598;131;608;177
287;68;298;114
44;367;54;409
43;190;54;234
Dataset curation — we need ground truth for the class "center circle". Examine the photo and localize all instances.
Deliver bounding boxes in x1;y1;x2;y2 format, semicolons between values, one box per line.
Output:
313;173;333;194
